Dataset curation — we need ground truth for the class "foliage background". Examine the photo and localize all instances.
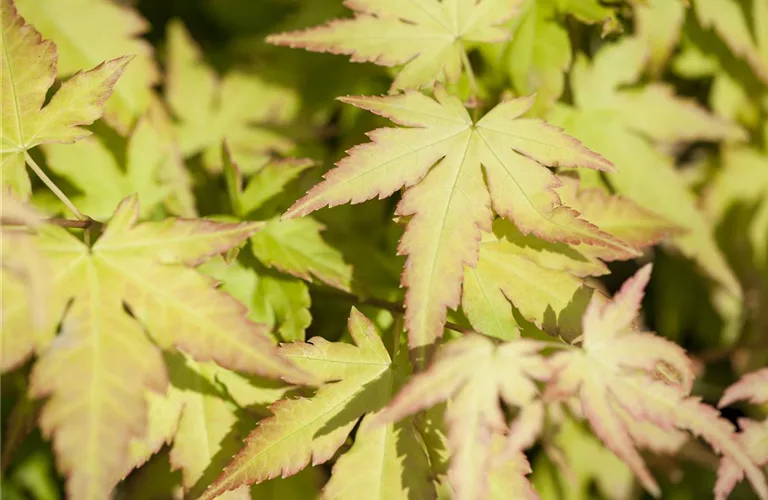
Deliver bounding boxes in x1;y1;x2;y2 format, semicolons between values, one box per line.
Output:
1;0;767;499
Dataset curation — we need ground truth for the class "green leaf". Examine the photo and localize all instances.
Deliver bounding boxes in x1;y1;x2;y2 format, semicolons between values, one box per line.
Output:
201;309;433;500
551;38;744;298
506;0;571;112
251;217;353;291
166;20;298;172
462;220;606;342
691;0;768;85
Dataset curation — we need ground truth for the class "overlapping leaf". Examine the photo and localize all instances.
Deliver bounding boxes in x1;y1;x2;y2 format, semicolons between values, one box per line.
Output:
166;20;299;172
550;37;745;298
548;265;768;499
42;103;189;220
14;0;158;133
223;145;351;318
201;309;433;500
267;0;521;91
284;88;630;357
462;176;678;341
691;0;768;85
0;0;127;198
716;368;768;500
373;334;549;500
1;197;312;499
0;192;49;371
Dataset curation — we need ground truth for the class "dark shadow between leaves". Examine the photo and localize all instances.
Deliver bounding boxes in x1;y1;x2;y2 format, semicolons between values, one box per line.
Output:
537;285;596;343
492;218;591;265
313;370;393;440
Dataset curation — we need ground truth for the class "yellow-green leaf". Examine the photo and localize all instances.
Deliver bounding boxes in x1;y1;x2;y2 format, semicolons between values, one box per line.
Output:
1;0;127;197
2;197;311;499
267;0;519;91
284;89;628;357
15;0;159;132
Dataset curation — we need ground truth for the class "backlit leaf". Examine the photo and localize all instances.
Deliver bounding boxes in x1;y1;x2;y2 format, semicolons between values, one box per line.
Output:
267;0;521;91
166;20;298;172
284;88;629;357
14;0;158;133
548;265;768;499
2;197;311;499
373;334;549;500
201;309;432;499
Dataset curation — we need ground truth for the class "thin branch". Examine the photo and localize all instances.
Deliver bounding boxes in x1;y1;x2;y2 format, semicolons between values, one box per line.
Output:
1;216;101;230
459;46;480;106
24;151;87;221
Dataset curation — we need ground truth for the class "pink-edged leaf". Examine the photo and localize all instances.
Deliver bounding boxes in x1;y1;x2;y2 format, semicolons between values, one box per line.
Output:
719;368;768;408
284;89;629;355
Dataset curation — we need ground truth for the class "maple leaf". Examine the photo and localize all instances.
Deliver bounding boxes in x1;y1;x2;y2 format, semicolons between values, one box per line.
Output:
502;0;571;112
690;0;768;85
550;37;745;298
462;220;604;341
283;88;630;357
372;334;549;500
251;218;354;291
462;176;679;341
224;145;353;292
166;20;298;172
0;192;49;371
548;265;768;499
267;0;521;91
41;107;184;220
0;0;128;198
554;175;683;262
634;0;685;74
200;308;433;500
14;0;159;133
715;368;768;500
1;197;312;499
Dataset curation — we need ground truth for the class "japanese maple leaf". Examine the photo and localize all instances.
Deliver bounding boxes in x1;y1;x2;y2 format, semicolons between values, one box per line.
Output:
372;334;549;500
462;179;679;341
14;0;159;133
0;192;49;366
201;308;433;500
284;88;630;358
1;196;313;500
548;265;768;499
268;0;522;91
550;37;745;297
716;368;768;500
166;20;298;172
0;0;128;198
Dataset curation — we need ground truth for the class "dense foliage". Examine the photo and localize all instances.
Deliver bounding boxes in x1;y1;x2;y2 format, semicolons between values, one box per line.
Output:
1;0;767;499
